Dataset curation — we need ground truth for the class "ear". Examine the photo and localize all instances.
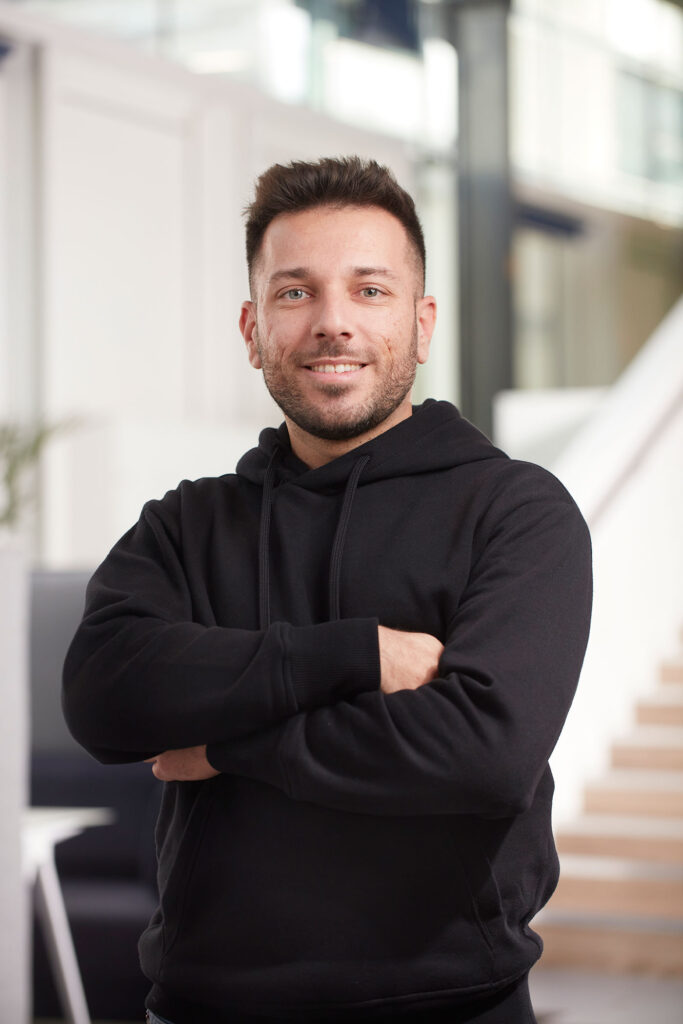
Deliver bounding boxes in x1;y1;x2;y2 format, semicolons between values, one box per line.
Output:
415;295;436;365
239;301;262;369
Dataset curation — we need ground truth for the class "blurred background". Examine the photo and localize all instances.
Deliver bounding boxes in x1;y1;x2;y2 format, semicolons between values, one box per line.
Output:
0;1;681;1021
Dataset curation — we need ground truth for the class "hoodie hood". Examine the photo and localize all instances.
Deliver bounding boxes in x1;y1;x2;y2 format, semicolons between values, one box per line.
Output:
236;399;507;491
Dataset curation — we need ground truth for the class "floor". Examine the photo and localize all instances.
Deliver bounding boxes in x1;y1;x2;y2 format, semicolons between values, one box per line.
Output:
529;968;683;1024
34;971;683;1024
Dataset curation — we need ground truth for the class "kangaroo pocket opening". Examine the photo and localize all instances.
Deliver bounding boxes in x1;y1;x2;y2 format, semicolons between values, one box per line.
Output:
157;779;503;1004
154;778;217;960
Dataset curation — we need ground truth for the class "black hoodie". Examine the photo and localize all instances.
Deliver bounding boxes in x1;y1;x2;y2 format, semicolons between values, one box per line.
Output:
63;400;592;1021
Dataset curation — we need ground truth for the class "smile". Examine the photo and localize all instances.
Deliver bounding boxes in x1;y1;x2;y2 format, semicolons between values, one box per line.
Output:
306;363;365;375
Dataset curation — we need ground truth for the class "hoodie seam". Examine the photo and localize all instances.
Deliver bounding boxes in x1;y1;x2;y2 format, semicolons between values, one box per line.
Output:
283;625;300;714
276;717;295;798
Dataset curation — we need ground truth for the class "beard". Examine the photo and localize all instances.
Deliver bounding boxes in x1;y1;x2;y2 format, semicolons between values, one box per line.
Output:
259;320;419;442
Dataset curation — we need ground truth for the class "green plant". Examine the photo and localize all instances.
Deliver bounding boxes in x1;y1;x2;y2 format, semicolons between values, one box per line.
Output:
0;422;61;530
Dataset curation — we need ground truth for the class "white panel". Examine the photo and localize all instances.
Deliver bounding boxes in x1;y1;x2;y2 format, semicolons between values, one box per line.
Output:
250;95;415;189
0;42;39;422
0;9;425;565
0;54;10;417
559;37;614;188
54;48;196;123
41;48;194;420
42;417;261;567
0;547;30;1024
322;40;422;141
191;103;266;425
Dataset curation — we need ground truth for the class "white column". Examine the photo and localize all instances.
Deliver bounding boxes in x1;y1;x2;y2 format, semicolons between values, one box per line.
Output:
0;544;30;1024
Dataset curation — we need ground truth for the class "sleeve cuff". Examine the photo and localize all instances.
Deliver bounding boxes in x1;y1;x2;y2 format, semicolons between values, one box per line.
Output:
287;617;380;711
207;726;284;783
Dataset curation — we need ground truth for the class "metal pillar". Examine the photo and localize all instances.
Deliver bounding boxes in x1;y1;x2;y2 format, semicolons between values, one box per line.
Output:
442;0;513;438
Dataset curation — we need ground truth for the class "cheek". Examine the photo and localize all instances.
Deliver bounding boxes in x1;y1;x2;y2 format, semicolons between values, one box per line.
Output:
379;312;413;356
256;325;292;368
380;335;394;357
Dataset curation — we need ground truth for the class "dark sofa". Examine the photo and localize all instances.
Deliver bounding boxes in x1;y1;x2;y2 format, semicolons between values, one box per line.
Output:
30;570;162;1020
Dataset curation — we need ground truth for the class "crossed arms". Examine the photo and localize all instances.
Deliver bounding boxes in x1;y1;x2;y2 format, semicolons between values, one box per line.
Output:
63;472;592;818
148;626;443;782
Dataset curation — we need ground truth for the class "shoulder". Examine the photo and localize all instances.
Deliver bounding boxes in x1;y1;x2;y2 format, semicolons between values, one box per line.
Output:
470;457;591;553
140;473;242;529
489;458;580;508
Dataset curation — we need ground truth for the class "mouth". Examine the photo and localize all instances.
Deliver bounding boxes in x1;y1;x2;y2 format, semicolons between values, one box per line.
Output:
304;361;367;376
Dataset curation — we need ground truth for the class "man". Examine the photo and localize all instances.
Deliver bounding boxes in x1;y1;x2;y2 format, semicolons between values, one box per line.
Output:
63;156;592;1023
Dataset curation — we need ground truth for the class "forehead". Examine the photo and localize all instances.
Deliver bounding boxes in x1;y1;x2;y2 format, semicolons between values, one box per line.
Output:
258;205;413;276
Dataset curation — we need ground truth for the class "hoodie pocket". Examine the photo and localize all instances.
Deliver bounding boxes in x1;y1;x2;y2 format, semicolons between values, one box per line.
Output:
450;831;504;959
157;779;216;961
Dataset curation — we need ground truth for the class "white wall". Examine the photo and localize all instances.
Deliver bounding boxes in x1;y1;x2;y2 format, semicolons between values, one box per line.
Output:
47;417;261;565
0;548;29;1024
0;41;34;1023
0;37;39;426
0;2;418;567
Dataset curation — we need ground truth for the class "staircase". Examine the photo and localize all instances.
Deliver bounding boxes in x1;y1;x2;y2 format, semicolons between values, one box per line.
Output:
534;653;683;974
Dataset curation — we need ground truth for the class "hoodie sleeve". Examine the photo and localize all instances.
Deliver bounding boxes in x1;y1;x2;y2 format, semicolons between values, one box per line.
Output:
208;469;592;818
62;491;380;764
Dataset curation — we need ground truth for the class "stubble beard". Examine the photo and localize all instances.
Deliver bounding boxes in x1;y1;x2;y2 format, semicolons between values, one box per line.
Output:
259;321;419;442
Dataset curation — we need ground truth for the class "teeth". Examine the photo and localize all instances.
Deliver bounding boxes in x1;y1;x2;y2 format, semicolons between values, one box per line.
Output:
310;364;361;374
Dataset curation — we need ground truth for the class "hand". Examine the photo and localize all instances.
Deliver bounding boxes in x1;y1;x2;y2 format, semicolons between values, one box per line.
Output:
378;626;444;694
145;744;220;782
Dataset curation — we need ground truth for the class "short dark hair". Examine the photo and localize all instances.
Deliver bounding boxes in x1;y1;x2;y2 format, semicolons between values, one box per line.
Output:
244;155;426;292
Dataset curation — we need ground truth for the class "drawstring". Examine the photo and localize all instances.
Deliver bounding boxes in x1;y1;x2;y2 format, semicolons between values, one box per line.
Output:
257;450;370;627
258;449;280;629
328;456;370;621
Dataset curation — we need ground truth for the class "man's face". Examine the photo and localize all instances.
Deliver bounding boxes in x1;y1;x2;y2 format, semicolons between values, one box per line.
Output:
239;205;435;445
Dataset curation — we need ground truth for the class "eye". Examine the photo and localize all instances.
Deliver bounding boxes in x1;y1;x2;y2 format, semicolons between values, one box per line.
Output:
361;287;381;298
284;288;307;300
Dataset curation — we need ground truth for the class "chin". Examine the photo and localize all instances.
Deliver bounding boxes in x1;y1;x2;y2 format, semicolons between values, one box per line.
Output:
289;403;391;443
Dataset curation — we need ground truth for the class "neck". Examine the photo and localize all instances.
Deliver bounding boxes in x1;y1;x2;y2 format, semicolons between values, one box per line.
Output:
285;401;413;469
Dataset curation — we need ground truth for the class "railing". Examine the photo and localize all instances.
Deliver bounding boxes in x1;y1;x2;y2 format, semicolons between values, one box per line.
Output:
550;295;683;824
552;295;683;528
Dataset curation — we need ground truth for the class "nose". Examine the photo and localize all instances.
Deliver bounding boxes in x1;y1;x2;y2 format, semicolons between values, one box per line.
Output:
311;292;353;340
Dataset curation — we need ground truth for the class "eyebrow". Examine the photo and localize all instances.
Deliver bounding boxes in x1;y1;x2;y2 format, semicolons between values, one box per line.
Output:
268;267;309;284
352;266;399;280
267;266;399;284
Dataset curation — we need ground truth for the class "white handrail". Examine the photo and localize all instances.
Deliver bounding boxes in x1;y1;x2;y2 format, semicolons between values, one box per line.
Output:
552;295;683;528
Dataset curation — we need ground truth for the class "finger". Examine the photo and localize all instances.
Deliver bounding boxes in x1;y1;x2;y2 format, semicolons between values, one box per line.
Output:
152;759;172;781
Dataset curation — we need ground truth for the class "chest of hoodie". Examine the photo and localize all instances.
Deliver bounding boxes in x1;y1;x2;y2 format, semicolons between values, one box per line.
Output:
185;472;478;639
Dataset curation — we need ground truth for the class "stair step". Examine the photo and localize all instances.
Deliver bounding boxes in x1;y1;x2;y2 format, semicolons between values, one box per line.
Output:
556;814;683;863
533;912;683;974
661;661;683;684
637;687;683;726
550;855;683;919
612;727;683;771
585;770;683;818
640;685;683;703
